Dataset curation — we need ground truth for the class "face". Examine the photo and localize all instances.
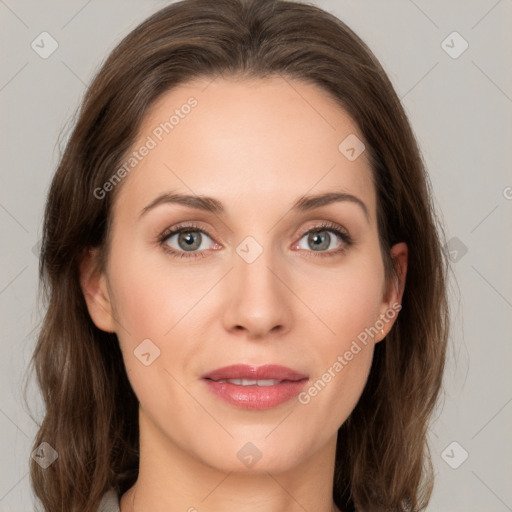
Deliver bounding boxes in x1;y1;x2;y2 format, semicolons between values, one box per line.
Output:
81;76;407;474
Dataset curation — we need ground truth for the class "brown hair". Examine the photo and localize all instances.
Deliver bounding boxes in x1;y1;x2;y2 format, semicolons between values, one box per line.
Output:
27;0;450;510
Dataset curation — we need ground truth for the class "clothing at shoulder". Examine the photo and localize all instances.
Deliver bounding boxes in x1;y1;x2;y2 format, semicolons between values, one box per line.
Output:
97;489;120;512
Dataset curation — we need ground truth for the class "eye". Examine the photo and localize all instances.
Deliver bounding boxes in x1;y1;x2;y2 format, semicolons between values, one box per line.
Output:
158;222;219;260
294;221;353;258
158;220;353;260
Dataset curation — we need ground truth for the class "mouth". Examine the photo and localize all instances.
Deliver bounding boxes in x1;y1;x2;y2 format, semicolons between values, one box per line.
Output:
201;364;309;410
204;378;289;386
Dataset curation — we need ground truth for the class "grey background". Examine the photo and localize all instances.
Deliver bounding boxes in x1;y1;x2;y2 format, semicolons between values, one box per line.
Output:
1;0;511;510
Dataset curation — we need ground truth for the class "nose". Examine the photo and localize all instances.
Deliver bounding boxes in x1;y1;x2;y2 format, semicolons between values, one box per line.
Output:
222;246;293;339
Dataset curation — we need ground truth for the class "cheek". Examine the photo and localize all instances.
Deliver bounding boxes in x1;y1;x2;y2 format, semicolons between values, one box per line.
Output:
311;344;374;431
108;246;193;337
107;249;205;389
300;289;377;429
302;253;385;340
296;255;383;415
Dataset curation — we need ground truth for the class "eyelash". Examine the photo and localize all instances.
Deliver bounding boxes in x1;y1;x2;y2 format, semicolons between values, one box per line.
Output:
157;221;353;260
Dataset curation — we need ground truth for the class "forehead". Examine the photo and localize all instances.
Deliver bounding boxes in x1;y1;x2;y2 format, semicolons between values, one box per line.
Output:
113;76;376;224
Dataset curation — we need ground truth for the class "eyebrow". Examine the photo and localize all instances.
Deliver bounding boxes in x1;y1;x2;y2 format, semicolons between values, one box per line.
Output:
139;190;369;222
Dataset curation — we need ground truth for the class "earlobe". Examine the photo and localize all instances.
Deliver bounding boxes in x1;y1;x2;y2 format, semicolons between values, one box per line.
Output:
79;247;116;333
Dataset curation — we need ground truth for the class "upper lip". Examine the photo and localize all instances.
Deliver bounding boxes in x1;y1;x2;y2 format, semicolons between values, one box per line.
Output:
201;364;308;382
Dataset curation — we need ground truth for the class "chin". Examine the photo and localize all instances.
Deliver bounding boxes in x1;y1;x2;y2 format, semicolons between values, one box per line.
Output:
194;437;308;475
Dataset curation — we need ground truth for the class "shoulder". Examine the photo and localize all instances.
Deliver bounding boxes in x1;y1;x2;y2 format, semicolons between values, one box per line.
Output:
97;489;120;512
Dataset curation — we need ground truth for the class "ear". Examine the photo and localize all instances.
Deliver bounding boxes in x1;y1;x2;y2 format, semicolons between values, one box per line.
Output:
375;242;408;342
79;247;117;333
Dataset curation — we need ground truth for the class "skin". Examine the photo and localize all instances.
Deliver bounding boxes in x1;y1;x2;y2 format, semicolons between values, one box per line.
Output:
80;76;407;512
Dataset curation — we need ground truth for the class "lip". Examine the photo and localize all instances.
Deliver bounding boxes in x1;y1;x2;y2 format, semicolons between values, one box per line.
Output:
200;364;308;382
201;364;309;410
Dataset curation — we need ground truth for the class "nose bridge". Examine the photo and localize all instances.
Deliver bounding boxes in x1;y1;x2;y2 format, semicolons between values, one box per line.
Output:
236;236;278;291
223;233;292;336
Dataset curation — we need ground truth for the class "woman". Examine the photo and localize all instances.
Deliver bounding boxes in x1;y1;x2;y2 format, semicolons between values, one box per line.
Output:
28;0;450;510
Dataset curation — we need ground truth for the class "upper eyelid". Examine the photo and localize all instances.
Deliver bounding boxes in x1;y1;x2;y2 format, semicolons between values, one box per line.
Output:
297;221;349;237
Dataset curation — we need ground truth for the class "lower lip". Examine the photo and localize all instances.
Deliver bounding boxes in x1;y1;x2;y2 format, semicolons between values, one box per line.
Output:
203;379;308;410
